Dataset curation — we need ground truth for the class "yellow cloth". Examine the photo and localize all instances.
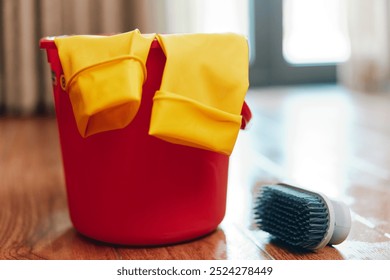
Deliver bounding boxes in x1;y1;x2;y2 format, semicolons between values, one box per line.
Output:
149;33;249;155
54;30;154;137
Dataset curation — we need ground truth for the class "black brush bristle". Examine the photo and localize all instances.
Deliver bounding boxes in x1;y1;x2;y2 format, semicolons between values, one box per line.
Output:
254;184;330;249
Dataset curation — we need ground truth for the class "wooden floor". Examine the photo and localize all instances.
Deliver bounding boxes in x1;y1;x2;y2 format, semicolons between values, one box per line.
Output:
0;85;389;260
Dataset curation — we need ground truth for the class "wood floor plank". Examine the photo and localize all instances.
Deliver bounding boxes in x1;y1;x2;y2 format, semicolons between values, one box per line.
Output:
0;117;266;260
1;84;389;259
236;86;390;259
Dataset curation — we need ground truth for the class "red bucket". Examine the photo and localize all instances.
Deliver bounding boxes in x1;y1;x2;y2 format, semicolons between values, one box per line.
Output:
40;37;251;245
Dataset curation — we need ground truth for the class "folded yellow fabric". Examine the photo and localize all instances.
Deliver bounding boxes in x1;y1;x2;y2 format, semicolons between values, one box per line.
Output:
149;33;249;155
54;30;154;137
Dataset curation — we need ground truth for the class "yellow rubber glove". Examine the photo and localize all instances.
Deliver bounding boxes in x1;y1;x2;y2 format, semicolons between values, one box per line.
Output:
149;33;249;155
54;30;155;137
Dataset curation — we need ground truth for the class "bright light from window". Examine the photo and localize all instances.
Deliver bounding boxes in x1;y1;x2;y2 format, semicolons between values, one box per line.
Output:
165;0;249;37
283;0;350;65
198;0;249;37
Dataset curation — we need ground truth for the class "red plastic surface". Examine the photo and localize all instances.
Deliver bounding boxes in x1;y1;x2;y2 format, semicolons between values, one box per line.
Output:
40;37;251;245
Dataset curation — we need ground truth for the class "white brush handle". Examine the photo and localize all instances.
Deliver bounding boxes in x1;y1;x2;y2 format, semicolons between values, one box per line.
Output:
329;199;351;245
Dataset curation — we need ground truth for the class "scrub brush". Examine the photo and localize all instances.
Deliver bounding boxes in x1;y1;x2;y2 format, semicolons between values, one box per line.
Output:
254;183;351;250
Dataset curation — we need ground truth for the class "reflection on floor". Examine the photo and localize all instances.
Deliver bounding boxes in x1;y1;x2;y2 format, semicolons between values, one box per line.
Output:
229;84;390;259
0;84;389;259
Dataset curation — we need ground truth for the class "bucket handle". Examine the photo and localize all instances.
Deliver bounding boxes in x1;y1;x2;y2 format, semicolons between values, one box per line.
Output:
240;101;252;130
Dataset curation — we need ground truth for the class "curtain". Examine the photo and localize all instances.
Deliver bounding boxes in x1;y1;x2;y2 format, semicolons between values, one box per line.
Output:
338;0;390;93
0;0;152;115
0;0;248;115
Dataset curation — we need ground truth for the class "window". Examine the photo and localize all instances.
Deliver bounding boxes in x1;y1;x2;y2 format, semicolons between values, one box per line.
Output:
249;0;347;86
283;0;350;65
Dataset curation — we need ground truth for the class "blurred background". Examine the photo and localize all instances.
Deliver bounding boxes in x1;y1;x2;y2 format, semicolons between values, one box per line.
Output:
1;0;390;260
0;0;389;114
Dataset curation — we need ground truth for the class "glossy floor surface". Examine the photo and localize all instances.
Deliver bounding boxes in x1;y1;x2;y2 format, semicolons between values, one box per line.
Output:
0;85;389;259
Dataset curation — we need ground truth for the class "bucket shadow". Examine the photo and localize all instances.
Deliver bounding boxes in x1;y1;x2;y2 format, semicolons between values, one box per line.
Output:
37;226;227;260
